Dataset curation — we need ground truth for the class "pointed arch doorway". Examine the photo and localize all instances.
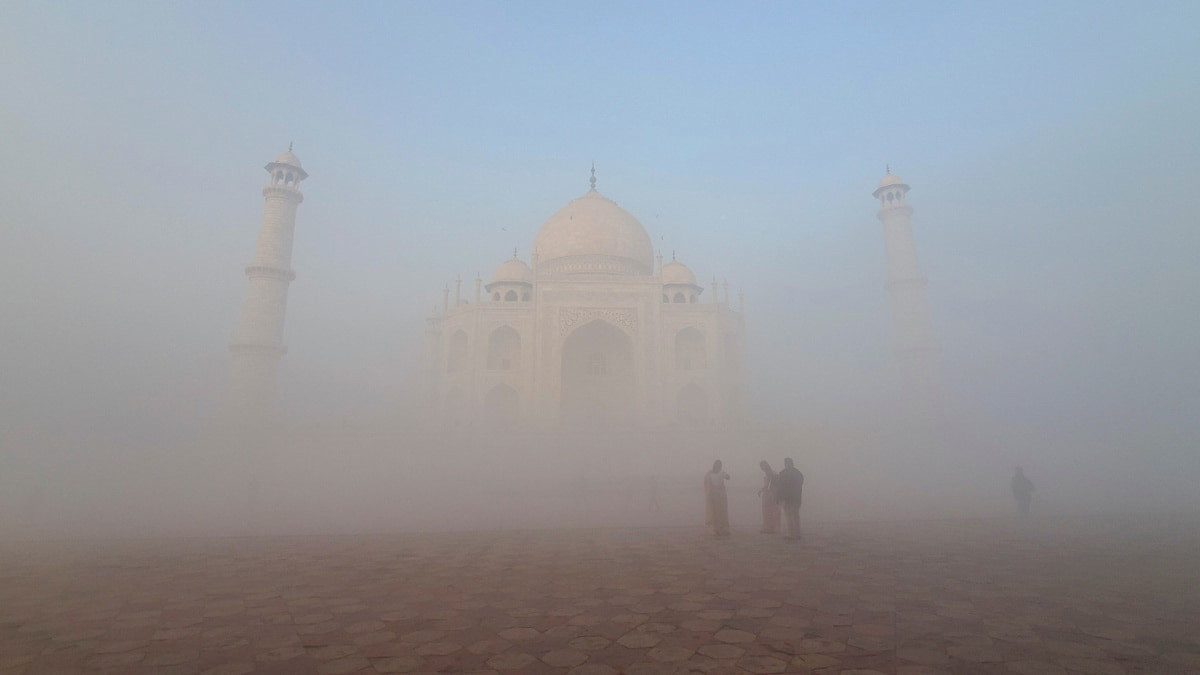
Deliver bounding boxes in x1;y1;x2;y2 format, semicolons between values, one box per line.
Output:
560;319;636;427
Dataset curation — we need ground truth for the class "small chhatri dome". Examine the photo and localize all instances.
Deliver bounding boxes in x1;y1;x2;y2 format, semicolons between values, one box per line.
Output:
265;146;308;180
533;188;655;276
491;255;533;284
274;150;303;170
662;260;697;286
873;168;909;197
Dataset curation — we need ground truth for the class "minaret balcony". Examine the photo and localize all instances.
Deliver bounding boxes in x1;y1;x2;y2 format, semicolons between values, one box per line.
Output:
244;265;297;282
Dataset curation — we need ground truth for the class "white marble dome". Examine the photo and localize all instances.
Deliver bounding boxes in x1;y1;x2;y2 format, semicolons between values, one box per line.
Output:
533;189;655;276
661;260;697;286
877;172;904;189
873;171;907;195
492;256;533;284
273;150;303;169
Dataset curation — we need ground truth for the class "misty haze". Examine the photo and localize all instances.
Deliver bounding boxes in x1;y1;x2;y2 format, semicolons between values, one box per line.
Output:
2;2;1198;674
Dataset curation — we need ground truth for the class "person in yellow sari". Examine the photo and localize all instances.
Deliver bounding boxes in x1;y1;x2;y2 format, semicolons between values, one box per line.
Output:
704;460;731;536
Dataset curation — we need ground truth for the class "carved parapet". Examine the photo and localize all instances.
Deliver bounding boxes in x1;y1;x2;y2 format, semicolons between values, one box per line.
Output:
261;185;304;202
558;307;637;336
244;265;297;282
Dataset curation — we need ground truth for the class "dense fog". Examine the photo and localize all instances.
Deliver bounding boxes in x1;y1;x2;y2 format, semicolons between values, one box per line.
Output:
2;2;1198;540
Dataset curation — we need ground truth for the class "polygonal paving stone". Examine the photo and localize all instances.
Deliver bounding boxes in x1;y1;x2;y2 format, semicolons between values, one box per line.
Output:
697;644;744;659
646;645;693;662
680;619;722;632
199;663;255;675
791;653;840;669
312;645;361;661
623;663;675;675
545;624;585;640
567;665;618;675
143;649;199;667
947;644;1004;662
467;638;511;655
848;635;893;651
713;628;755;644
294;613;335;625
400;629;444;644
610;613;648;626
318;657;371;674
542;648;588;667
897;647;949;665
94;639;149;653
497;627;539;641
344;620;386;634
370;655;424;673
414;641;461;656
487;652;536;670
797;638;846;653
568;635;611;651
738;655;789;673
617;632;661;649
257;644;308;661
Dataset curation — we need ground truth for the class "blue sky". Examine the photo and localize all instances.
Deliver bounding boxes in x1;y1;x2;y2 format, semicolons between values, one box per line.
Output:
2;1;1198;457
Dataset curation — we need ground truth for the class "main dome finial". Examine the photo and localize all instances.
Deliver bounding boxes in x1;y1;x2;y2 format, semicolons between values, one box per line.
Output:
590;162;596;191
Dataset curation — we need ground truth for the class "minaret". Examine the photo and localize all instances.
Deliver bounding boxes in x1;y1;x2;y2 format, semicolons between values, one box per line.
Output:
874;168;940;412
226;147;307;423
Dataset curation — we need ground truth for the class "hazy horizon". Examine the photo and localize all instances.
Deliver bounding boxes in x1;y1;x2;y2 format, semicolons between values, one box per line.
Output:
3;1;1199;537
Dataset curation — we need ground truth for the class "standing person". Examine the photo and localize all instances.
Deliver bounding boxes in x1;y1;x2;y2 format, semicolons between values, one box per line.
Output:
1012;466;1035;517
758;461;781;534
775;458;804;540
704;460;731;536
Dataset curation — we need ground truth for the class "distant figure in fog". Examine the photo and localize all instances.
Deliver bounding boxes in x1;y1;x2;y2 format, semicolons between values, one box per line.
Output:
775;458;804;540
758;461;781;534
704;460;731;536
647;474;661;512
1012;466;1035;517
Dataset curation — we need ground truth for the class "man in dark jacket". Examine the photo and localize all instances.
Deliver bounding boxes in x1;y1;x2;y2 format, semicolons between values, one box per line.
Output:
775;457;804;539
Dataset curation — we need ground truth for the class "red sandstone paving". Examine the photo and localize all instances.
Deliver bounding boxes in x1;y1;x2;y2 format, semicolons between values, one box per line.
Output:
1;517;1199;674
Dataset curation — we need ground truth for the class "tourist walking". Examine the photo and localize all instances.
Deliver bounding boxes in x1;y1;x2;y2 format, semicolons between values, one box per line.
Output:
758;461;781;534
704;460;731;536
775;458;804;540
1012;466;1034;517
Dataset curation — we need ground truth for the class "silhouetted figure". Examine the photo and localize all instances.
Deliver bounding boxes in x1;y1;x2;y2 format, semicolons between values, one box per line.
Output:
1012;466;1034;517
758;461;781;534
775;458;804;539
704;460;731;536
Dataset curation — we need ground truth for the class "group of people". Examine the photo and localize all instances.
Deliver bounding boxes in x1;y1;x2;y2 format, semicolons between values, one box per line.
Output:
704;462;1037;538
704;458;805;539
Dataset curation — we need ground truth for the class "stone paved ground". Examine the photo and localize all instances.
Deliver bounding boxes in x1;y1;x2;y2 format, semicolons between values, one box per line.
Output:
2;517;1199;674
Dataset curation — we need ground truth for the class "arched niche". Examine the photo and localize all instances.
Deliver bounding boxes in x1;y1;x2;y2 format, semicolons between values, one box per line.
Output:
675;327;707;371
487;325;521;371
446;330;468;374
560;319;635;427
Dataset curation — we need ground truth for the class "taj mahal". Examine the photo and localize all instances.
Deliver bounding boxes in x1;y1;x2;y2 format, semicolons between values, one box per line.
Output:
227;151;936;431
421;167;746;429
